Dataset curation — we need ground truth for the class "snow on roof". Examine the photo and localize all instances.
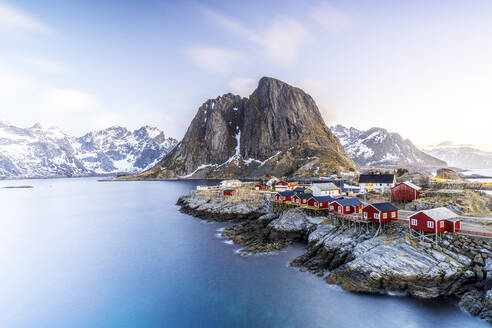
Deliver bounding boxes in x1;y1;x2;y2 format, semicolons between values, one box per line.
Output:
411;207;458;222
401;181;421;190
311;182;339;191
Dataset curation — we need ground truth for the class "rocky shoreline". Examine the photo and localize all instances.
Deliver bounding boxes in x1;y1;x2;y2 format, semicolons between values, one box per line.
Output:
177;192;492;323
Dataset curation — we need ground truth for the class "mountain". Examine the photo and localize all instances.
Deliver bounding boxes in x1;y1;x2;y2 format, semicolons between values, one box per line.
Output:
136;77;356;179
0;121;177;178
424;146;492;169
330;125;446;168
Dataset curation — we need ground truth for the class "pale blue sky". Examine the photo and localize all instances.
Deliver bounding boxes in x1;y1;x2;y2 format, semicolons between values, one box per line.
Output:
1;0;491;150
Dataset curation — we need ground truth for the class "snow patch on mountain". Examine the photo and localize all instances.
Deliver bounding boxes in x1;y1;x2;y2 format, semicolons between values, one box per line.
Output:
0;122;177;178
331;125;446;168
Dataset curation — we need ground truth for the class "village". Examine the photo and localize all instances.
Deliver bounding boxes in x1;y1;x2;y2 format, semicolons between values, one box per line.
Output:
196;171;492;245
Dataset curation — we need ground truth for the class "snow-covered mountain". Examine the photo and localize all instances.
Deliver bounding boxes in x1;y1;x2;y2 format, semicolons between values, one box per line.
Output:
0;121;177;178
330;125;446;168
424;146;492;169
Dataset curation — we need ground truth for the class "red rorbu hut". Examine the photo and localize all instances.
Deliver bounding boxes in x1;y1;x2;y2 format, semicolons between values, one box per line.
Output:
255;184;268;190
361;202;399;222
223;189;236;196
391;181;421;201
291;193;313;205
330;198;363;215
274;190;295;202
408;207;460;233
307;196;335;209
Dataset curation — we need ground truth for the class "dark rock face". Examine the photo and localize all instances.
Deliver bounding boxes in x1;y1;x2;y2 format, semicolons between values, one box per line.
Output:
139;77;356;179
331;125;447;168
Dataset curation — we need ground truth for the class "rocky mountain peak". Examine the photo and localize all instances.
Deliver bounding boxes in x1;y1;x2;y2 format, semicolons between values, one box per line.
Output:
331;125;447;168
137;77;356;179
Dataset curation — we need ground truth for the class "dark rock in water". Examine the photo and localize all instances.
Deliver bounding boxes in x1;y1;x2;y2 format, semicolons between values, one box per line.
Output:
135;77;356;179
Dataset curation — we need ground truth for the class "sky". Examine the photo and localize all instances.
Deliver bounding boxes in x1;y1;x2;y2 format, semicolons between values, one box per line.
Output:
0;0;491;150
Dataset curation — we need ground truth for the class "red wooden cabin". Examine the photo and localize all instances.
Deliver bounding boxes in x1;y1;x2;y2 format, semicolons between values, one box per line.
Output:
291;193;313;205
255;184;268;190
275;180;289;191
391;181;421;201
307;196;335;209
223;189;236;196
330;198;363;215
275;190;295;202
408;207;459;233
362;202;399;222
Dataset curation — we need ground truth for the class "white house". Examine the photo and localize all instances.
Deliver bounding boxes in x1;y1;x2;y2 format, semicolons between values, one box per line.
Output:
358;174;395;193
220;180;242;188
307;182;340;196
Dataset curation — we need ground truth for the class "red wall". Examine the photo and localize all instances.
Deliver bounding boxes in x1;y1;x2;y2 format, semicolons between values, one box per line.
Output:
307;198;329;208
391;183;420;201
409;212;446;233
223;190;236;196
445;220;460;232
362;205;397;222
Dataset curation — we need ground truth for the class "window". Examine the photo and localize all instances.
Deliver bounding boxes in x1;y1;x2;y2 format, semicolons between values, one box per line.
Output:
427;221;434;229
411;219;417;226
338;207;342;213
374;213;380;219
391;212;396;218
330;206;334;210
364;212;368;218
314;202;318;206
440;221;445;228
383;213;387;219
346;206;350;211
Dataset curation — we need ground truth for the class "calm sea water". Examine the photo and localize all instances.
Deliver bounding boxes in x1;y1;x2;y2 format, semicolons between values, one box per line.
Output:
0;178;487;328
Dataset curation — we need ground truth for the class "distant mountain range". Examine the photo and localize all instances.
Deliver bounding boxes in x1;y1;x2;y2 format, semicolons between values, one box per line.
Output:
0;121;177;178
424;146;492;170
330;125;446;168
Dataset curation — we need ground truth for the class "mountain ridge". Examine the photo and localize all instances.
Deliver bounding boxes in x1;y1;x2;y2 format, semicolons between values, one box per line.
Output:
330;125;446;168
0;122;177;178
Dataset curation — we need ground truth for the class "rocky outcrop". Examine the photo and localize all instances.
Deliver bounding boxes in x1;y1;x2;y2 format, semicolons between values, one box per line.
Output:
176;192;269;222
436;168;461;180
135;77;356;179
177;191;492;323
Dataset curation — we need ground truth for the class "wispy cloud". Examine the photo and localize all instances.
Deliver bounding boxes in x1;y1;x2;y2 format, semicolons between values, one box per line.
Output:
202;9;309;66
310;2;350;32
22;56;68;74
0;2;51;37
229;77;256;96
184;46;240;73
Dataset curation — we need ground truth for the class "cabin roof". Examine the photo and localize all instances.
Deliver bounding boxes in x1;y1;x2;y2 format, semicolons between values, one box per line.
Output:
335;198;363;207
311;195;336;203
278;190;295;197
223;189;236;192
297;193;313;199
410;207;458;222
366;202;399;212
359;174;395;184
293;187;307;192
401;181;422;190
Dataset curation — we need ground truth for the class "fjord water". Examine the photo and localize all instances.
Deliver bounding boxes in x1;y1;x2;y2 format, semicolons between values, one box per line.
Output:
0;178;486;328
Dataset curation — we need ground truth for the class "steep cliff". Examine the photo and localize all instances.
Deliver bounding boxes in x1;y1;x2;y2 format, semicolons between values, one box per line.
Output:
137;77;356;179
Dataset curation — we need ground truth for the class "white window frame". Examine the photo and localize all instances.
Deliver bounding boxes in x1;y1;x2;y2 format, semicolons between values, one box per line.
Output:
411;218;417;226
338;207;342;213
440;221;444;228
314;202;318;206
330;205;334;210
345;206;350;211
364;212;368;218
427;221;434;229
374;213;380;219
391;212;396;218
383;213;387;219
